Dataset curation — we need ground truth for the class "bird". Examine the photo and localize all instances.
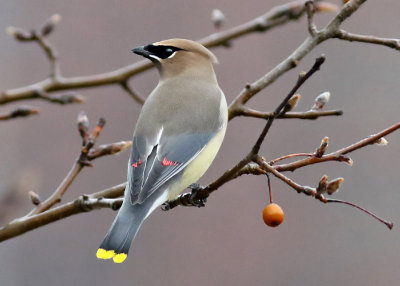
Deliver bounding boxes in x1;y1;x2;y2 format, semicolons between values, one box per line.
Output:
96;39;228;263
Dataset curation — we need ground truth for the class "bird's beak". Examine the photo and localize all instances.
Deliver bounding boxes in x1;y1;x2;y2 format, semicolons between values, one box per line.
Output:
132;46;152;58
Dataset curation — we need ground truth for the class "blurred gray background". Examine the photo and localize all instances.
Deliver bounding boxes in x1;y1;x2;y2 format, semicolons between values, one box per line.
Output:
1;0;399;285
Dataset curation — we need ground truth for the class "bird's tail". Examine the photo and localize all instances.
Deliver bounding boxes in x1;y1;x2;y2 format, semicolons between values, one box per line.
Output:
96;203;145;264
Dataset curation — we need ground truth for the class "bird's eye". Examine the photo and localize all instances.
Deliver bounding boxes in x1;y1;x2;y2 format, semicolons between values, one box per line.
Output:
164;48;175;58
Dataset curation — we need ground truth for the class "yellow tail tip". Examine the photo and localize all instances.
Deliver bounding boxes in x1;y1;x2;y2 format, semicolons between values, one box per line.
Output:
113;253;128;264
96;248;115;260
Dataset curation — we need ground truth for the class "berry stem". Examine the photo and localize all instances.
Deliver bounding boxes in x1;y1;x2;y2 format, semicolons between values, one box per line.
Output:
266;173;273;203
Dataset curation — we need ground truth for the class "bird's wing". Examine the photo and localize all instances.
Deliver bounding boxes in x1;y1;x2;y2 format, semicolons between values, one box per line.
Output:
128;132;215;204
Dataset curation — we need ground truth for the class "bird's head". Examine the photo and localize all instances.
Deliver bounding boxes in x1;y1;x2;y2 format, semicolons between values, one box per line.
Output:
132;38;218;80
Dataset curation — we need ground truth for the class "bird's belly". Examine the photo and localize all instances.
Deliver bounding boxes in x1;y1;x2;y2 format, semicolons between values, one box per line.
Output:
167;125;226;201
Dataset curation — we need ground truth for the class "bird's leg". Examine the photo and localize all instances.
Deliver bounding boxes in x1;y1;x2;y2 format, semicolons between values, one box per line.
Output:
188;183;207;208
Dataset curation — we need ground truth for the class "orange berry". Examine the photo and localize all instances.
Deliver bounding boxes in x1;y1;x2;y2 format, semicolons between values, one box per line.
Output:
262;203;284;227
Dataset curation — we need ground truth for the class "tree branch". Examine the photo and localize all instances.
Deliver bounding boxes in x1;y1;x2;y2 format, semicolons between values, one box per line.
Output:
228;0;368;120
236;107;343;120
251;55;325;155
0;106;39;121
0;194;124;242
1;120;398;241
27;161;84;216
0;0;331;106
26;114;130;216
334;29;400;51
120;81;145;104
255;155;393;229
1;0;399;242
274;122;400;172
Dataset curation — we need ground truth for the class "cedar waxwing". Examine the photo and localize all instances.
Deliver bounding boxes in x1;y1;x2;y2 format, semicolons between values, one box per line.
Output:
96;39;228;263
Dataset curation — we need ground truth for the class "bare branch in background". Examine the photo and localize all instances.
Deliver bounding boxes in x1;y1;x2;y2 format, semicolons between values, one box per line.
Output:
25;112;130;216
0;0;399;242
274;122;400;172
0;106;39;121
6;14;61;79
120;81;145;105
0;0;334;106
2;118;398;240
335;29;400;50
228;0;373;119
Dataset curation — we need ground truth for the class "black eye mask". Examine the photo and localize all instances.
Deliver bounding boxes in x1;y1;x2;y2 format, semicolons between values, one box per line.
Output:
144;45;183;59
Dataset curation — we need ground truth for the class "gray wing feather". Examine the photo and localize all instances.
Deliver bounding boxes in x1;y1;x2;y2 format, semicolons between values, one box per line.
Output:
129;132;214;204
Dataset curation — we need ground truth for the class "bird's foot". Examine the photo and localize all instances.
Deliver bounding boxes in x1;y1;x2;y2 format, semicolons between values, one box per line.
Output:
188;183;207;208
161;202;173;211
161;184;208;211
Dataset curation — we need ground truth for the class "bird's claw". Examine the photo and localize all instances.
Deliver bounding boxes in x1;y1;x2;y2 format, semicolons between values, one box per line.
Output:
188;183;207;208
161;202;173;211
161;184;207;211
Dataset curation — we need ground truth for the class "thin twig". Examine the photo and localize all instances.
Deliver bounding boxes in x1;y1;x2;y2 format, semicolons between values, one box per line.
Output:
237;107;343;120
0;106;39;121
256;156;317;195
305;1;318;36
121;81;145;105
35;91;85;105
31;31;60;79
275;122;400;172
26;115;130;216
251;55;325;155
27;162;83;215
335;29;400;51
269;153;313;165
325;199;393;229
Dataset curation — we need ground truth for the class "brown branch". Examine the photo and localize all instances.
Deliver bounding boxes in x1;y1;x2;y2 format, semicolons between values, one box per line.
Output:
0;0;329;106
36;91;85;105
27;162;83;216
269;153;314;165
169;121;400;209
275;122;400;172
325;199;393;229
0;193;124;242
255;156;393;229
335;29;400;51
306;1;318;36
6;14;61;80
228;0;368;120
32;30;60;79
87;141;132;160
236;107;343;120
251;55;325;155
2;120;398;240
26;114;130;216
256;156;317;196
2;0;398;241
0;106;39;121
120;81;145;105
